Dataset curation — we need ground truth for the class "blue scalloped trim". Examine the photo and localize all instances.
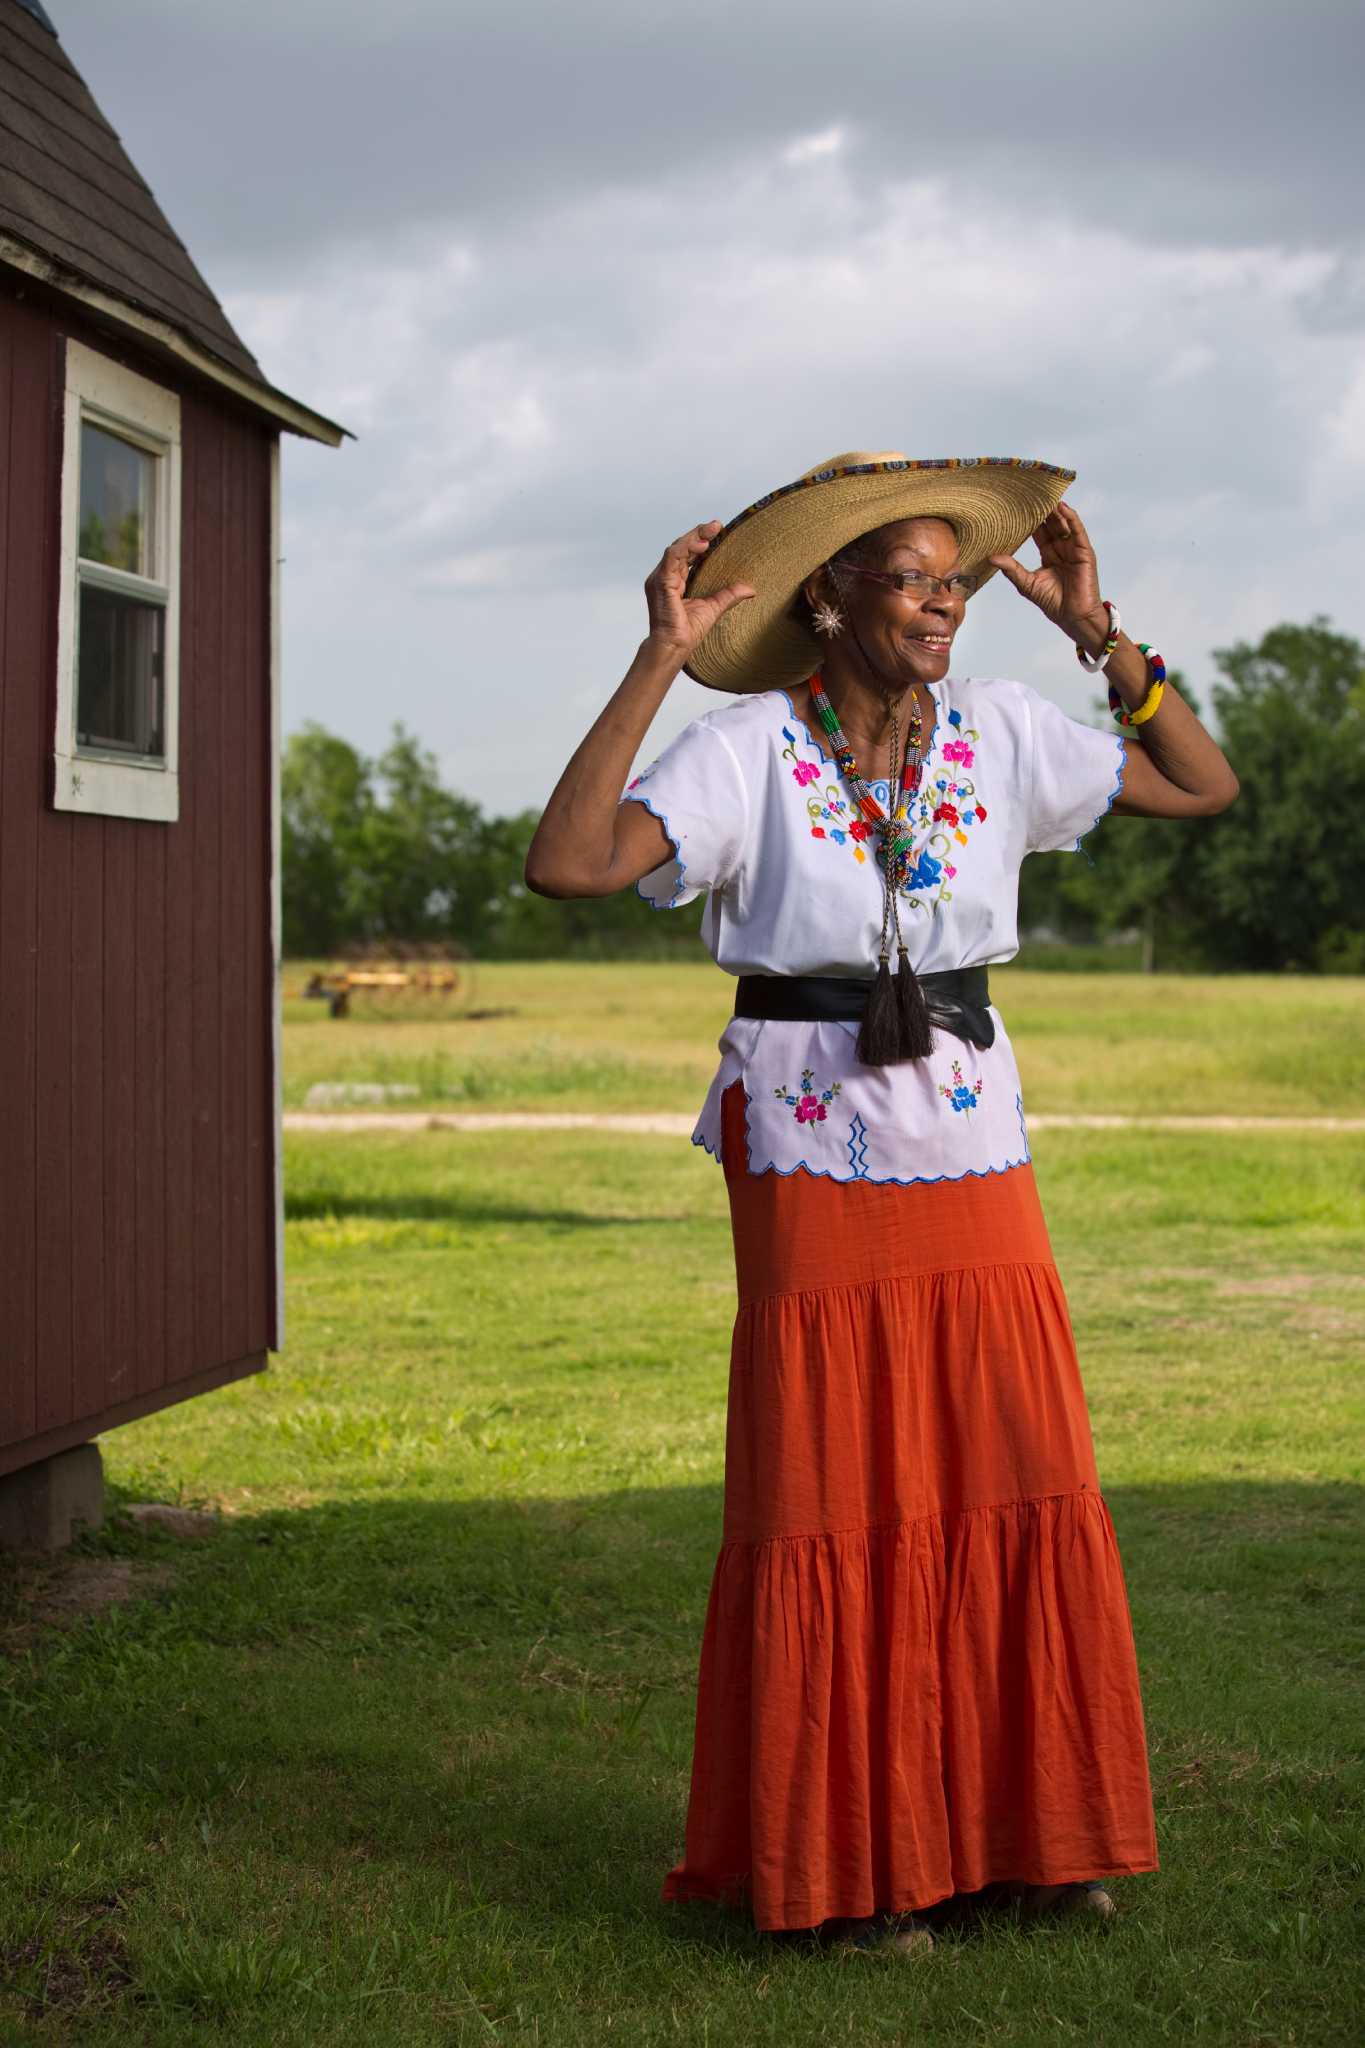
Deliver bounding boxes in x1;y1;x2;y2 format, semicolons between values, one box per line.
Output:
746;1151;1033;1187
705;1080;1033;1186
691;1125;722;1162
624;790;689;910
1070;732;1127;856
776;686;835;765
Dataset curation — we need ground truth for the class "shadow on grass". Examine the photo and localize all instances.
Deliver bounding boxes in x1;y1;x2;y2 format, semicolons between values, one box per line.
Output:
285;1190;697;1229
3;1478;1361;1962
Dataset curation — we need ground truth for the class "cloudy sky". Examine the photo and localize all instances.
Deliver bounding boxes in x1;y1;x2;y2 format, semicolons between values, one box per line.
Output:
58;0;1365;815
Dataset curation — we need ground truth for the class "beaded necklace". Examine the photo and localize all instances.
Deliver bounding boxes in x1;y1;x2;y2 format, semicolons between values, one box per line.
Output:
808;670;937;1063
808;672;929;890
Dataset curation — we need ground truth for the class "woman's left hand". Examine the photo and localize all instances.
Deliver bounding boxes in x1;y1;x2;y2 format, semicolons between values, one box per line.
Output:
988;502;1107;648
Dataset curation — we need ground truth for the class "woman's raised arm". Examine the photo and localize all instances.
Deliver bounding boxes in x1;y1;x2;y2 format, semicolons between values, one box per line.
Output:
524;523;753;899
990;503;1240;819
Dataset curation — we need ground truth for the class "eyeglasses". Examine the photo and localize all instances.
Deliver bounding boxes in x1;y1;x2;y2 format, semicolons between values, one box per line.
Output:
841;565;980;603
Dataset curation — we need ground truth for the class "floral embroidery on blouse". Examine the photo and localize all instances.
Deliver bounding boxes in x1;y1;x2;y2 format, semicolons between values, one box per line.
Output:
781;705;986;910
938;1058;984;1117
781;727;870;864
920;709;987;909
775;1068;843;1124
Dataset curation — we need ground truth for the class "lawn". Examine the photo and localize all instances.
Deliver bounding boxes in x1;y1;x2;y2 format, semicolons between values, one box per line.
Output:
278;961;1365;1118
1;972;1362;2044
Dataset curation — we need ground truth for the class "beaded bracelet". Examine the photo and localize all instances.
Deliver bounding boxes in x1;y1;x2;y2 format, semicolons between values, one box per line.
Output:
1076;600;1121;673
1109;643;1167;728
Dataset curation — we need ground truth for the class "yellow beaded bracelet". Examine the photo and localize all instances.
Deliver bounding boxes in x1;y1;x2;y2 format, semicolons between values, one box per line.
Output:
1128;676;1165;726
1109;644;1167;728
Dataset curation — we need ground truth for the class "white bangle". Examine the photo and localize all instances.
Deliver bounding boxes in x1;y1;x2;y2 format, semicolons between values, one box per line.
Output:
1075;599;1121;673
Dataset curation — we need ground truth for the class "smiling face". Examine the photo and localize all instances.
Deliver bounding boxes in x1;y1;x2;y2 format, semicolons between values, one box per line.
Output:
812;516;967;689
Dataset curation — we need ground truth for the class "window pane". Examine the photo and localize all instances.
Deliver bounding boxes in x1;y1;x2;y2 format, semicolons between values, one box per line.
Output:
79;422;157;576
76;580;165;758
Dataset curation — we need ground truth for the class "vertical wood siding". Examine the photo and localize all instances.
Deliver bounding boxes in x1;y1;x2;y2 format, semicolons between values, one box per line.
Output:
0;296;44;1447
0;290;275;1471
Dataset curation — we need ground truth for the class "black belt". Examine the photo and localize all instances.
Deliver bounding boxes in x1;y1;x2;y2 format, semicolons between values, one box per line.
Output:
734;967;995;1050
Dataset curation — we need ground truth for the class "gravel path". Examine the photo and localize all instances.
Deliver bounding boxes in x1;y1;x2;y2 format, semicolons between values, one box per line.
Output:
283;1109;1365;1136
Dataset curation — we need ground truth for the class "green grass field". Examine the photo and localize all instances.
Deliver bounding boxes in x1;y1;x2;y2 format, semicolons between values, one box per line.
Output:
2;969;1362;2044
280;961;1365;1118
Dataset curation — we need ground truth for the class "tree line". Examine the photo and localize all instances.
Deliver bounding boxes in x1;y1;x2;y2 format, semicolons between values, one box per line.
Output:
283;619;1364;972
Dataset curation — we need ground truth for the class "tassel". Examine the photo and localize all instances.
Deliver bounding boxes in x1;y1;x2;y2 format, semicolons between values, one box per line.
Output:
894;944;934;1060
856;954;901;1065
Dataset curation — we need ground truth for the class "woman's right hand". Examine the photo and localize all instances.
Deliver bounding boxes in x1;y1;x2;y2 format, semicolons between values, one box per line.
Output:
525;523;754;900
644;521;754;661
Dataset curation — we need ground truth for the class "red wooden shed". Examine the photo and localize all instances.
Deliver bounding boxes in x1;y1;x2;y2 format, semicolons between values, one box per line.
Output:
0;0;348;1508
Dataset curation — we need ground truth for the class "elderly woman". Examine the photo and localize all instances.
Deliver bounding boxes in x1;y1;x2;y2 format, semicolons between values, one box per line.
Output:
526;452;1237;1956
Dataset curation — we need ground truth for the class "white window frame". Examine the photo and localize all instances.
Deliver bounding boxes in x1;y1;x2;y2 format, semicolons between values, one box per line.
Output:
53;338;182;822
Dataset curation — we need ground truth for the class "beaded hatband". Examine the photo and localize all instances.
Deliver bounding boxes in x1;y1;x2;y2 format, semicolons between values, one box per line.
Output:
693;456;1076;564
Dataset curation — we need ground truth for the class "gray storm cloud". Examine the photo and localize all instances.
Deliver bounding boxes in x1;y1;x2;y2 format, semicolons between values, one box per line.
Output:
57;0;1365;813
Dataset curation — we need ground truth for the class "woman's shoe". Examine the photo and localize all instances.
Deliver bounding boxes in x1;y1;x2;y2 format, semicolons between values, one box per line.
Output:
1012;1880;1116;1924
831;1911;936;1956
1063;1882;1117;1922
883;1915;938;1955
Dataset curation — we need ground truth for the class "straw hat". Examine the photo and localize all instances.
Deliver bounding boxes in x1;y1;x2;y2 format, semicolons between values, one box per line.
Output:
683;450;1075;693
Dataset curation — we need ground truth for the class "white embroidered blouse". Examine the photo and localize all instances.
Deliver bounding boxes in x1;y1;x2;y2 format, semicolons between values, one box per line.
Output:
620;676;1125;1185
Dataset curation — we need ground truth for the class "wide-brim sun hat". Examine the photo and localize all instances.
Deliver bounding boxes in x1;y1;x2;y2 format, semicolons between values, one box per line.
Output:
683;450;1075;693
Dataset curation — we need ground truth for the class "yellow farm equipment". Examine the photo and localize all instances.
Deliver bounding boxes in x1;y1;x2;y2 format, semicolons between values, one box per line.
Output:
301;942;473;1019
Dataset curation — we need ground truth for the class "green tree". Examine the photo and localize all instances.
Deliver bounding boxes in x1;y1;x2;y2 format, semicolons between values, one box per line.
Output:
279;725;664;957
1197;619;1365;971
283;621;1364;971
280;724;373;955
1019;624;1365;973
475;807;707;958
1017;672;1210;972
349;726;487;944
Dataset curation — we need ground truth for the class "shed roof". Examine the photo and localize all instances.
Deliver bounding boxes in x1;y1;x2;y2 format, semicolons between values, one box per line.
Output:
0;0;347;443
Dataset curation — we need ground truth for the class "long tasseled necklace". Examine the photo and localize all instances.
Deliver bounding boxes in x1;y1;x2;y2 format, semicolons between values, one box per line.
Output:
808;671;935;1065
808;672;928;889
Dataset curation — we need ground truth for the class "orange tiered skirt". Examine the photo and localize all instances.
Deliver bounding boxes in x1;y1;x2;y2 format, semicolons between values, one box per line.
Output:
662;1081;1159;1931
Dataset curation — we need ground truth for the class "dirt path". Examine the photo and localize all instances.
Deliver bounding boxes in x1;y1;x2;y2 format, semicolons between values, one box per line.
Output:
283;1109;1365;1136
